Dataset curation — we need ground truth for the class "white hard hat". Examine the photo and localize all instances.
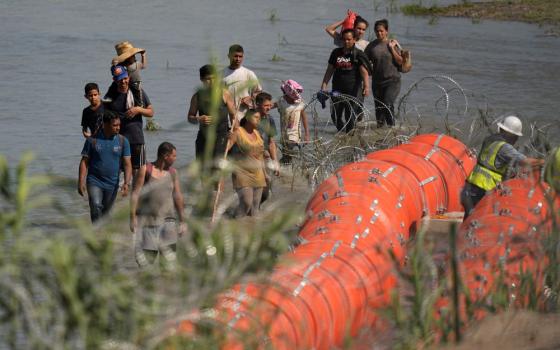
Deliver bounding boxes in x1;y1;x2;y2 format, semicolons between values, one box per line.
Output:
497;115;523;137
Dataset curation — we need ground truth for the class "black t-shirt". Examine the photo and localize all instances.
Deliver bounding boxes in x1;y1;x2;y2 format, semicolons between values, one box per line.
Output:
196;87;230;136
104;88;151;145
328;47;369;95
81;104;104;136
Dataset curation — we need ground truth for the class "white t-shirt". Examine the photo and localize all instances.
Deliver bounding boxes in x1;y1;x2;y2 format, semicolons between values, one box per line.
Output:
278;97;305;143
222;66;261;122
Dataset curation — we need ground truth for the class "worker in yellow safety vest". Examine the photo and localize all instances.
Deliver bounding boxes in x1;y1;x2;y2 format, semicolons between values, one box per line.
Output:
460;115;544;219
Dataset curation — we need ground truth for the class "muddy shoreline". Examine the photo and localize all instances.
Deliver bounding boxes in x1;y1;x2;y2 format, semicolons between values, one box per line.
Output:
402;0;560;32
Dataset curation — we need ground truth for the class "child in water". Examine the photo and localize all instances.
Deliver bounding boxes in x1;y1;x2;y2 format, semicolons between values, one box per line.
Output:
277;80;309;164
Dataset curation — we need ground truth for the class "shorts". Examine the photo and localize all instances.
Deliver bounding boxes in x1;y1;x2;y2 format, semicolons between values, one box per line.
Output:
138;218;178;251
130;143;146;169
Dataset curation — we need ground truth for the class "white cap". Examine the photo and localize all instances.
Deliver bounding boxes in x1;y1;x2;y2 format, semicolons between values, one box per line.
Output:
497;115;523;137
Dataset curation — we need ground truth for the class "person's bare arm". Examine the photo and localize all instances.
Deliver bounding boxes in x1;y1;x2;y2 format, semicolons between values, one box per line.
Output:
140;52;147;69
78;157;88;196
172;170;184;222
321;64;335;91
129;165;145;233
126;103;153;119
122;156;132;197
240;76;262;108
82;128;91;138
359;65;370;97
325;19;344;39
187;93;213;125
389;40;403;66
227;131;238;152
301;109;310;142
224;89;237;129
172;169;187;236
269;138;280;176
187;93;200;123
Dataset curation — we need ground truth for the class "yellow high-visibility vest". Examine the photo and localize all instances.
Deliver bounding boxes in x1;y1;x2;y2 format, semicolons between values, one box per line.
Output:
467;141;507;191
545;147;560;192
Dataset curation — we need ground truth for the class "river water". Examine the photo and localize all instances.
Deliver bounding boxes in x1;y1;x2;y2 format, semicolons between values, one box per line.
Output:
1;0;559;215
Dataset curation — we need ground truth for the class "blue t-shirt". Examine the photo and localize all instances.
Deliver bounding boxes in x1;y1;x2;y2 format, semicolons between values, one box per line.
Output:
81;131;131;190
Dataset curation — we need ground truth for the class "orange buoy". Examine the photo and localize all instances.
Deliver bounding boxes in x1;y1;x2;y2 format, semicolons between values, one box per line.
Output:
367;149;447;215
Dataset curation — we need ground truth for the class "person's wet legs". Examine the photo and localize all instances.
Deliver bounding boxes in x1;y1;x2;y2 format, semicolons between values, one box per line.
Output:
373;84;386;127
355;94;365;122
235;187;253;217
101;187;118;216
252;187;264;214
330;96;347;132
87;184;118;222
373;80;400;127
383;80;400;126
236;187;264;217
345;99;361;133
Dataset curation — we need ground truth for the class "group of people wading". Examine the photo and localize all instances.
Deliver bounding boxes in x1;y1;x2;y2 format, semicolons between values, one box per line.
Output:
78;39;312;267
321;15;405;130
76;10;554;268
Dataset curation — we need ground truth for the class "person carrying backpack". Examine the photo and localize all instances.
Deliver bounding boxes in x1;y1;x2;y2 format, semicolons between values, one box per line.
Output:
78;112;132;222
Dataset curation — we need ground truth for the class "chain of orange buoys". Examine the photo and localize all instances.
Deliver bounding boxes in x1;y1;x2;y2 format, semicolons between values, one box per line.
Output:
171;133;477;349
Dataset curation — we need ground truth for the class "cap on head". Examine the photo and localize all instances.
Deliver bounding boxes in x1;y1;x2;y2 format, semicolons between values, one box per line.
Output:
111;65;128;81
497;115;523;137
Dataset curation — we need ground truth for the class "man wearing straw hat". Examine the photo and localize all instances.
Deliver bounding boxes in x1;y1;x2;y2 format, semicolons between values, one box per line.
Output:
461;115;543;219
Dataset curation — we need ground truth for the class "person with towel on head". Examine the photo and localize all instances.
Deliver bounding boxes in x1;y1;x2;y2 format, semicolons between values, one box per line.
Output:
277;79;309;164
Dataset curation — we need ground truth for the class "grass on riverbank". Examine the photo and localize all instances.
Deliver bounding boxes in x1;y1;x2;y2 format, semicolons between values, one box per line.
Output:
401;0;560;27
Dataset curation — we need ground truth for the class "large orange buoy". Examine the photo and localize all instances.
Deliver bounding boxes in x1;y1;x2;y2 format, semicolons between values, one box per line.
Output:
367;149;448;215
175;134;493;349
456;174;557;318
410;133;476;178
396;141;467;212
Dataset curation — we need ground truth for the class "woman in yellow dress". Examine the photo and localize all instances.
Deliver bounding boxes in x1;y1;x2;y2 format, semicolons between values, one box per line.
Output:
227;111;266;217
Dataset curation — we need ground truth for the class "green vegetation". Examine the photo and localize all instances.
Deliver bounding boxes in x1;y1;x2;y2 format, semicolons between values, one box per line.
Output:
372;0;400;13
401;4;446;17
401;0;560;27
0;153;301;348
270;53;285;62
145;119;161;131
389;228;450;348
267;9;278;22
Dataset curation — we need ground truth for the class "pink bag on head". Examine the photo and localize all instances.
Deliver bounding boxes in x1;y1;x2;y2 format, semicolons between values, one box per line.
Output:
280;79;304;103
